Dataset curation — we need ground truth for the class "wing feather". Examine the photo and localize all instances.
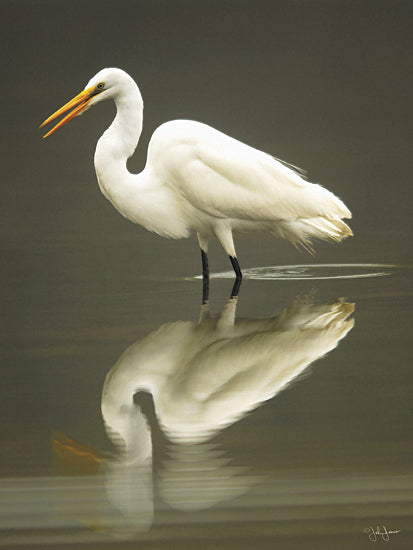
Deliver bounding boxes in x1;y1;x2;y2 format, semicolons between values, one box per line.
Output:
151;121;351;223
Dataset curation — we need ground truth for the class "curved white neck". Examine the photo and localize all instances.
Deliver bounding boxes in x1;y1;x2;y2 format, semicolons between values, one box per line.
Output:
94;84;143;187
91;80;189;239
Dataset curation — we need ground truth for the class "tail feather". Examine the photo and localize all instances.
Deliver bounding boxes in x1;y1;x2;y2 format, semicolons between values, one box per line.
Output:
274;216;353;252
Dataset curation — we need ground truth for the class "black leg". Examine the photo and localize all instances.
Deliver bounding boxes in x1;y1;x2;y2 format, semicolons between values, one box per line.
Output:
230;276;242;299
202;276;209;304
201;249;209;304
229;256;243;279
201;249;209;279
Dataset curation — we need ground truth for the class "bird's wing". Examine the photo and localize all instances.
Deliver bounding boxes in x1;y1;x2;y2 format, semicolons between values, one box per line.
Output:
168;300;354;432
161;125;351;222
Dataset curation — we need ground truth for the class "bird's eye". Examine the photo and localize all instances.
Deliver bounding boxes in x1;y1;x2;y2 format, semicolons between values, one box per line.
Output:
97;83;105;90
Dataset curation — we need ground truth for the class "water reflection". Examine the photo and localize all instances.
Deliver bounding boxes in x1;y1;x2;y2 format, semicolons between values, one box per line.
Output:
56;295;354;537
102;296;354;445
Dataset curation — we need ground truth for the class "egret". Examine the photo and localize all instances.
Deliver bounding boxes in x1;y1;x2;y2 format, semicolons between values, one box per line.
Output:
41;68;352;281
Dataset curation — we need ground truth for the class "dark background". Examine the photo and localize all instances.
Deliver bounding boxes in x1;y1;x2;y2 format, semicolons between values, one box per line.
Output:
1;2;412;548
2;0;412;279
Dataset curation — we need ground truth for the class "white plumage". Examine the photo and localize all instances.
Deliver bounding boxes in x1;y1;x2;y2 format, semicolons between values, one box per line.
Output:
102;297;354;446
53;297;354;535
41;68;352;277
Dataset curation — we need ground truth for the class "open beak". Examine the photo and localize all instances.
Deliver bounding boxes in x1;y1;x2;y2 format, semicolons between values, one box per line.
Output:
40;85;101;138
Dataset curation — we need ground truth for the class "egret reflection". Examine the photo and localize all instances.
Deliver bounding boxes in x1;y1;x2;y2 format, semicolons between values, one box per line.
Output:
55;295;354;537
102;297;354;446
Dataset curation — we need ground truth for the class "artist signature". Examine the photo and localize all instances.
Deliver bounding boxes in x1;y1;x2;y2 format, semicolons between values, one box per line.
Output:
363;526;401;542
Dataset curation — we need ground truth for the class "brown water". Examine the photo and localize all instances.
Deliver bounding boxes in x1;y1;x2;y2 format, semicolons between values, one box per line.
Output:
1;1;412;548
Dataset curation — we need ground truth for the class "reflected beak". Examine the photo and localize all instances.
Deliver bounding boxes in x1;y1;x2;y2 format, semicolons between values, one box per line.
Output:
40;85;101;138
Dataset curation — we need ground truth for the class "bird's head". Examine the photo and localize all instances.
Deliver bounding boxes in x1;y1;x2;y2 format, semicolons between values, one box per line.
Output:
40;68;135;138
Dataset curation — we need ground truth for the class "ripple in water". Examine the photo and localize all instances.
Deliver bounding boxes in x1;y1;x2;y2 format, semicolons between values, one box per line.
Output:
199;264;400;281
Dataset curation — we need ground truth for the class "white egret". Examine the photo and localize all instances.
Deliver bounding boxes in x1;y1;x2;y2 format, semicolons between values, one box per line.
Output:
41;68;352;279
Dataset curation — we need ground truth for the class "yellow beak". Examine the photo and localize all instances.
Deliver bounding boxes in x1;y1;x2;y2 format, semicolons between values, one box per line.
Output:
40;85;101;138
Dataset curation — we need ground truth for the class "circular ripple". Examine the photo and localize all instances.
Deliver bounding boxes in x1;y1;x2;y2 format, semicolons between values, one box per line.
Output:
207;263;400;281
